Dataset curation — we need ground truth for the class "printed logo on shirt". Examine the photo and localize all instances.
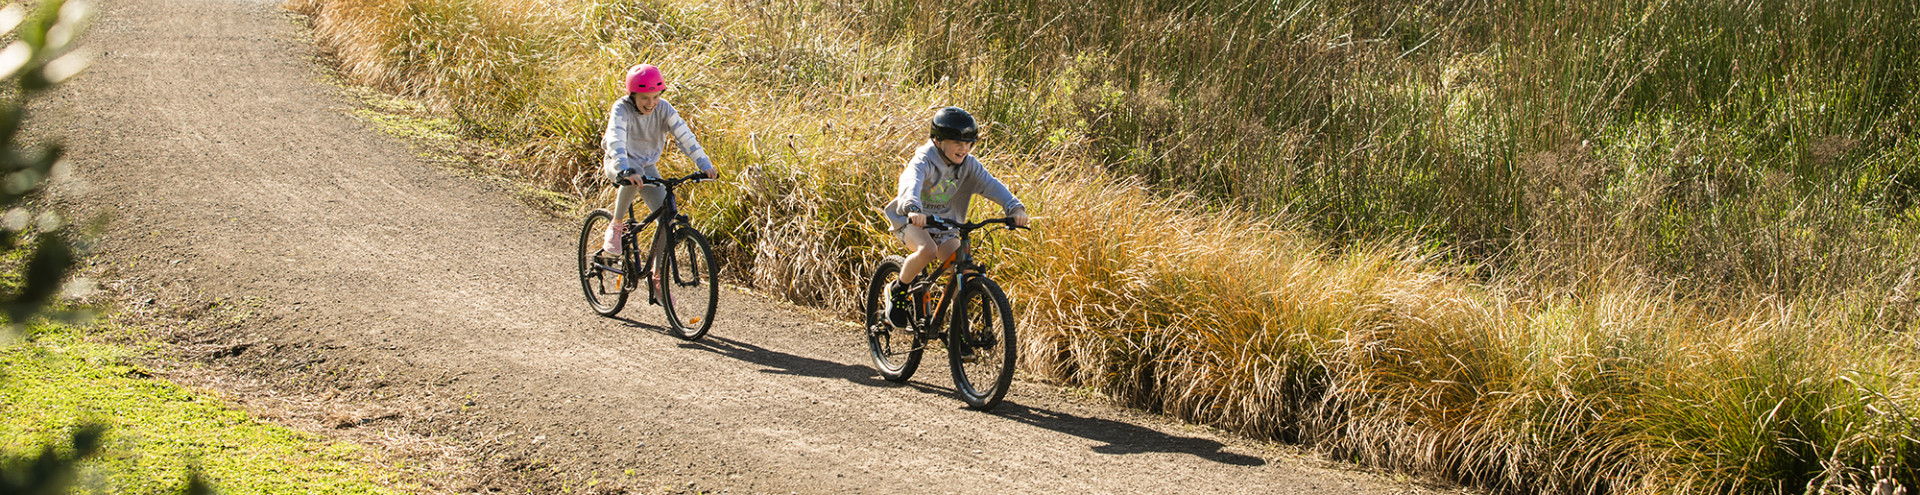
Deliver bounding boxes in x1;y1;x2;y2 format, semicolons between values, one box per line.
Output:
924;178;958;205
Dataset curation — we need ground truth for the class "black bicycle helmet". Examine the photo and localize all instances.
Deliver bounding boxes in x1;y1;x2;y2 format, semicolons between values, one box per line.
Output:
929;106;979;142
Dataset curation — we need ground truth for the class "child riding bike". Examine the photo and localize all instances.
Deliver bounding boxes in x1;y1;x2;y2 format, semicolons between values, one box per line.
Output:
882;106;1031;328
601;63;720;255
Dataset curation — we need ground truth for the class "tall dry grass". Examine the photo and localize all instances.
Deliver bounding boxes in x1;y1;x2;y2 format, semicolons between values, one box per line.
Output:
836;0;1920;305
1012;174;1920;493
282;0;1920;491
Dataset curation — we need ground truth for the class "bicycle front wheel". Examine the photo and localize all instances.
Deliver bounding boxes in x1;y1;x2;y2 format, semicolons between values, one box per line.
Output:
578;209;628;316
865;256;922;382
949;276;1016;410
659;227;718;340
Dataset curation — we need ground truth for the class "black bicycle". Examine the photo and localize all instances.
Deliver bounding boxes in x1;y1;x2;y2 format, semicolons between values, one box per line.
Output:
864;216;1026;410
578;171;719;340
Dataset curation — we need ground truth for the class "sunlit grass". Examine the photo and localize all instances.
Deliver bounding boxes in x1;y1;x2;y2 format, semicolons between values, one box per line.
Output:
1;324;409;494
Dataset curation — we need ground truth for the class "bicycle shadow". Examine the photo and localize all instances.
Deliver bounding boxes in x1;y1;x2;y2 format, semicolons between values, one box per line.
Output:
994;402;1268;466
668;334;1261;466
674;335;896;388
605;314;665;332
606;314;728;341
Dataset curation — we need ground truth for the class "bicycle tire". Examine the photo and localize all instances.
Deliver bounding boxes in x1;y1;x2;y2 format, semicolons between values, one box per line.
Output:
866;255;923;382
660;227;718;340
949;276;1016;410
578;209;629;316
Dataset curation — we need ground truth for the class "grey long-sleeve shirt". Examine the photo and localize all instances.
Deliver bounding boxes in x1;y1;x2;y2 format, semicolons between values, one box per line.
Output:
883;141;1025;232
601;95;713;180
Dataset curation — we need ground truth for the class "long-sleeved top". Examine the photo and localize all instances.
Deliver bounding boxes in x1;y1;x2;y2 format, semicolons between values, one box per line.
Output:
882;141;1024;231
602;95;713;180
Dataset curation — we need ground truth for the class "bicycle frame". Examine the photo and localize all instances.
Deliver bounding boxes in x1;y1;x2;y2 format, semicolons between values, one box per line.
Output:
590;172;707;295
903;217;1019;335
905;251;963;336
621;191;679;288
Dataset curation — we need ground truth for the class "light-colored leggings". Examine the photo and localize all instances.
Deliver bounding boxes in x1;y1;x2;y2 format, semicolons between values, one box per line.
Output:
612;183;667;223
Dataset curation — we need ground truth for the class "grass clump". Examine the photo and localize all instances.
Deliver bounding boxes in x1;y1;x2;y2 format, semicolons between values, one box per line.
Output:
1;323;410;494
283;0;1920;492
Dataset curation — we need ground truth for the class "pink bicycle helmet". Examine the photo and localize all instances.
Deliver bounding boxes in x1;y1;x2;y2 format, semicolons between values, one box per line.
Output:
626;64;665;94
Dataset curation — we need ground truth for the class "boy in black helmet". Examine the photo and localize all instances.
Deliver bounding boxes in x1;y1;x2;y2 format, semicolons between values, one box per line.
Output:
880;107;1031;328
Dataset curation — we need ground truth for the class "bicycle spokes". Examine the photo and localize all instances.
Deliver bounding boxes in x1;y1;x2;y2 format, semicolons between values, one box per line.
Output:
866;256;925;382
661;229;718;340
870;326;914;356
674;240;701;287
578;210;630;316
961;296;994;357
586;253;622;293
951;277;1017;411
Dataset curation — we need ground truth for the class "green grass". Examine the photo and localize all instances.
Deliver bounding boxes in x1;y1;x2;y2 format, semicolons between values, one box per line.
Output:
0;322;409;494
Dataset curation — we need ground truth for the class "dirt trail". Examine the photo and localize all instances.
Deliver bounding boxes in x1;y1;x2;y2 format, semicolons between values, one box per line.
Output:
42;0;1450;492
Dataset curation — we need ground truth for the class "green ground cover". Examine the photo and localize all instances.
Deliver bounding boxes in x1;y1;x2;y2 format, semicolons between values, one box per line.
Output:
1;323;409;494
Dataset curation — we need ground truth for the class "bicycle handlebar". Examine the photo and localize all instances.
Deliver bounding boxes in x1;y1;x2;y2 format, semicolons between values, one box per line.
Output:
923;216;1030;232
634;171;714;188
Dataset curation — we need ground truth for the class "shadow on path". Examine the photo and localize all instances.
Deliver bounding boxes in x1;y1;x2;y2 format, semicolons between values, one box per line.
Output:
996;402;1267;466
676;335;894;387
607;314;666;332
674;334;1261;466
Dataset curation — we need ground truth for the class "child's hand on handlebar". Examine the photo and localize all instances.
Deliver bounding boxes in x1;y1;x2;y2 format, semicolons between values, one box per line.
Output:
1012;211;1030;228
908;212;928;227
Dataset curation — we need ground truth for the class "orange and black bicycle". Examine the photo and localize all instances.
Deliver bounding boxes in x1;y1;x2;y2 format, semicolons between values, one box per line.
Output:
863;216;1026;410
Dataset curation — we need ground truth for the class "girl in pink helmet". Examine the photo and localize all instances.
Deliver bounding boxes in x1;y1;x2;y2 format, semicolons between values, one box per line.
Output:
600;64;719;255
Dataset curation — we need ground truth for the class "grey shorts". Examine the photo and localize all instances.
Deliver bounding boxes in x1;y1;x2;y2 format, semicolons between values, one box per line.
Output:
894;224;959;246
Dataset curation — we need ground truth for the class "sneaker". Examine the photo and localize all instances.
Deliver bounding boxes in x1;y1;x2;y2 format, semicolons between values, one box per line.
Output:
885;281;913;328
602;222;625;256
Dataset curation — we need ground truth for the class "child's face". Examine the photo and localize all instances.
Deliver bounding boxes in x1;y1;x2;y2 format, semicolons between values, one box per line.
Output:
634;90;663;115
935;139;974;165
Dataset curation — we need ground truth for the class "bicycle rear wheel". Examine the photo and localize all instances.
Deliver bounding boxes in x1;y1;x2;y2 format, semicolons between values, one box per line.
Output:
659;227;718;340
865;256;922;382
949;276;1016;410
578;209;628;316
